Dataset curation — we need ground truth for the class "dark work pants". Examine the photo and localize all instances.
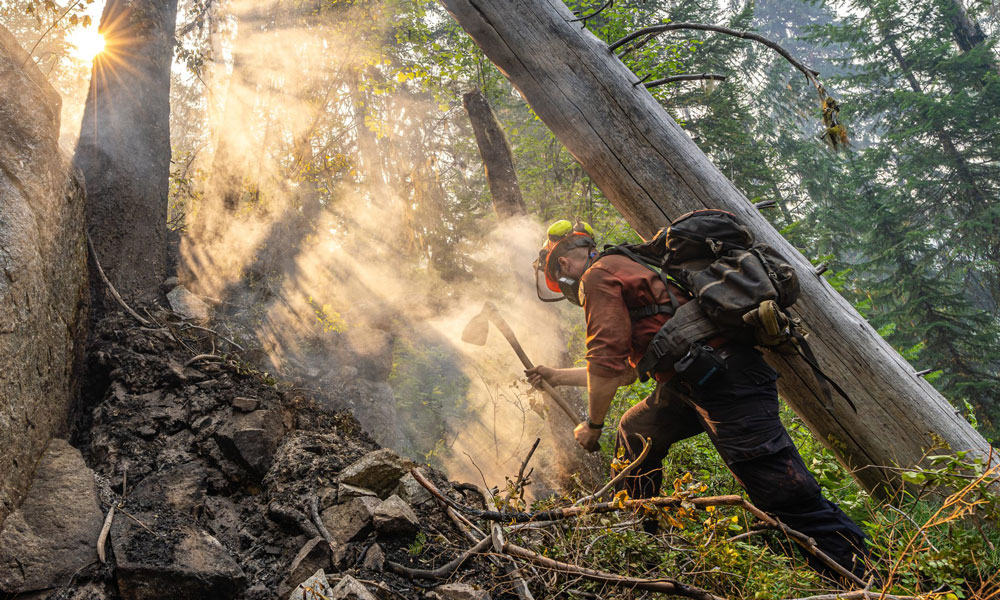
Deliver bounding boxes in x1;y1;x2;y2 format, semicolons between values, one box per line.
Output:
615;346;868;580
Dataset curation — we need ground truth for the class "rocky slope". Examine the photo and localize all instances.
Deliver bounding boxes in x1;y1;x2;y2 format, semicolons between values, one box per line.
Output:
0;309;511;599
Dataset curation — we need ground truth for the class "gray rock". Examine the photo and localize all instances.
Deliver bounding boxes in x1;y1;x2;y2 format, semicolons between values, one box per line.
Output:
214;409;285;477
112;514;246;600
162;276;180;291
288;569;332;600
427;583;492;600
331;575;378;600
393;472;433;506
130;462;206;515
0;25;89;529
373;495;419;537
361;543;385;571
337;483;377;501
320;496;380;543
0;439;103;594
232;397;259;412
278;537;331;598
167;286;210;321
337;449;413;498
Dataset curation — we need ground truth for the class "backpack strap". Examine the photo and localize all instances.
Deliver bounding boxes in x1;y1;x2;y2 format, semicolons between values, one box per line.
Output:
604;245;682;312
629;304;674;321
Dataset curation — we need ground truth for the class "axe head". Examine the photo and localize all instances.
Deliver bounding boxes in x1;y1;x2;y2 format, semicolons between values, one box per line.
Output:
460;302;496;346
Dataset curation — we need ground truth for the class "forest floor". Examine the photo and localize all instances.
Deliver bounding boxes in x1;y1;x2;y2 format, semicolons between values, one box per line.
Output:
47;308;516;600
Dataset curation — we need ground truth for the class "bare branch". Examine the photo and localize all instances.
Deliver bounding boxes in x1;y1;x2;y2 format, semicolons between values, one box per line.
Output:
385;535;493;580
609;22;823;97
87;233;152;327
574;437;651;506
569;0;613;25
644;73;727;89
500;540;725;600
183;353;223;368
96;505;115;564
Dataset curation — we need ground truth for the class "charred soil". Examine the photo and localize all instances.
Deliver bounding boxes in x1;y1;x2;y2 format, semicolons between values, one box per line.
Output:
46;309;514;600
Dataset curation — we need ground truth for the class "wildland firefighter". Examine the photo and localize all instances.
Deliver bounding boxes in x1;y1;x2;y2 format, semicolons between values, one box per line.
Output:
526;216;869;581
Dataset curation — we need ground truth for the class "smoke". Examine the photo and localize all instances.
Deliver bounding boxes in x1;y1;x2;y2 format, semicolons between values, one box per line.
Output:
173;0;589;495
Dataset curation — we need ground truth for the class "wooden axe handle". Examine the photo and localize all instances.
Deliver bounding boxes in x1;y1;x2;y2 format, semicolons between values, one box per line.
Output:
487;308;585;424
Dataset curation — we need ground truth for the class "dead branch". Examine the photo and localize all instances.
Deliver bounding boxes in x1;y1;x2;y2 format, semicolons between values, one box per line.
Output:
725;527;769;543
308;495;339;553
183;353;224;368
609;22;823;98
413;467;863;586
499;539;725;600
737;502;867;588
644;73;727;89
96;505;115;564
267;501;319;538
569;0;613;24
87;233;152;327
414;467;743;522
574;437;651;506
178;323;245;352
385;535;493;580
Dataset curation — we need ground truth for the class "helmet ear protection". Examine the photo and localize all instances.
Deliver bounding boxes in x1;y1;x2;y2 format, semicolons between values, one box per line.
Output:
534;221;596;305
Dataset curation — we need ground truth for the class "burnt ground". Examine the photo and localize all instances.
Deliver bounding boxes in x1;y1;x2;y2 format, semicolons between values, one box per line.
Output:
50;308;520;600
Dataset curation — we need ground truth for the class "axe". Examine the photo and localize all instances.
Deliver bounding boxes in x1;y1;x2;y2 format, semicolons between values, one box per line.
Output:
461;301;584;424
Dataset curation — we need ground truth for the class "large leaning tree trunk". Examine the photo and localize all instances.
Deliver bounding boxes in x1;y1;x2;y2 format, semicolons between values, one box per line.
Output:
439;0;994;495
75;0;179;312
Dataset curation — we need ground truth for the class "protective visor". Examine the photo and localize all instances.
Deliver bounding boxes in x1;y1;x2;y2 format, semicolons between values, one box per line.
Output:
533;232;596;303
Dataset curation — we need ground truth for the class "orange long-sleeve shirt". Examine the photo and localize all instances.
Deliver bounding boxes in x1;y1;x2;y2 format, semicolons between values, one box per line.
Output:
579;254;689;379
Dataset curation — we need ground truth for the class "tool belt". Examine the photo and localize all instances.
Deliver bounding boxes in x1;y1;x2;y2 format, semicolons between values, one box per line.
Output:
635;300;725;382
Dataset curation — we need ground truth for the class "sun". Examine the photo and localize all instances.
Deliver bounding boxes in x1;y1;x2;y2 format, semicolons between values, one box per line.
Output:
68;28;106;62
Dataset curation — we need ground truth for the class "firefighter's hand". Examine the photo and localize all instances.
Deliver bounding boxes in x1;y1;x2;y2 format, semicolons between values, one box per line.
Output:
574;421;602;452
525;365;558;388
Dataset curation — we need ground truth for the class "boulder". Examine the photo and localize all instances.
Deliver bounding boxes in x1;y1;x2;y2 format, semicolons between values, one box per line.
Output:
166;286;210;321
130;462;207;515
331;575;378;600
232;397;259;412
373;495;419;537
0;24;88;528
427;583;492;600
320;496;380;543
0;440;103;594
288;569;332;600
337;449;412;498
361;543;385;571
278;537;332;598
112;514;246;600
214;409;285;477
393;472;433;506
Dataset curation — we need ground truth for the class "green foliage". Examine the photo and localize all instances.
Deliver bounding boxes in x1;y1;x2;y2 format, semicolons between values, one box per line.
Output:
510;396;1000;598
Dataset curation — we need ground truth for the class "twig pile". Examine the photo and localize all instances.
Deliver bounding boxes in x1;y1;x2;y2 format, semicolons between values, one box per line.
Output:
386;446;920;600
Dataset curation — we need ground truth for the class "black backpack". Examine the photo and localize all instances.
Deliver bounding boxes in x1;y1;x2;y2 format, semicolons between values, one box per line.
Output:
602;209;855;410
603;209;800;347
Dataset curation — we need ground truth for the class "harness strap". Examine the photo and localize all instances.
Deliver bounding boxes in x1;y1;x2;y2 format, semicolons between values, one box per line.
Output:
629;304;674;321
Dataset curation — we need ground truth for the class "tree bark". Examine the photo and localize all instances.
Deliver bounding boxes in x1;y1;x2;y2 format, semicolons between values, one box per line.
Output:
463;88;527;220
75;0;179;308
438;0;994;495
